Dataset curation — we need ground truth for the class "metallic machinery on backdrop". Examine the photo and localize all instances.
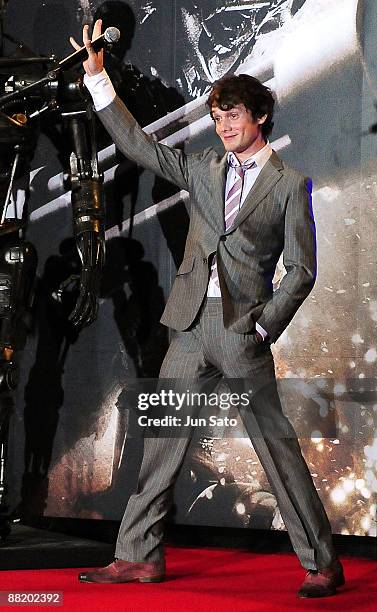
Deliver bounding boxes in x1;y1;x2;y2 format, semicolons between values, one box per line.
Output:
0;3;114;539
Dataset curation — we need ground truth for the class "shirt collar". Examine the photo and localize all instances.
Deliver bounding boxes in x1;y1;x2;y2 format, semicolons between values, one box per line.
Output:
227;142;272;170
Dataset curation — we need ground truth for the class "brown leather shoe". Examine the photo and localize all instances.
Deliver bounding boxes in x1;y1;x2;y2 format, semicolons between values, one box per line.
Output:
78;558;165;584
298;559;345;598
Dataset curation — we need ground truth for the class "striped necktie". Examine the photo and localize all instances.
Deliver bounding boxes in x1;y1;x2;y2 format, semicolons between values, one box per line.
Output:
209;160;256;292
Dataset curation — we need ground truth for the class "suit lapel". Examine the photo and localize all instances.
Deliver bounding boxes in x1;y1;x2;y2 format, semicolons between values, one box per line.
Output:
210;153;228;231
224;150;283;234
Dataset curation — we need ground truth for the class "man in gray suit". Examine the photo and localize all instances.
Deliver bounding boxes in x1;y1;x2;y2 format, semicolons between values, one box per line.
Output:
72;21;345;597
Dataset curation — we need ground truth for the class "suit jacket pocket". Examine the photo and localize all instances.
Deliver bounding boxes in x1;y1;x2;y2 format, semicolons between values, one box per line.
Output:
177;257;195;275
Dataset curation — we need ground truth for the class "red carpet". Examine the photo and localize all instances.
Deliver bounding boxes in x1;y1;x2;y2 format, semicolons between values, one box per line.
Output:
0;547;375;611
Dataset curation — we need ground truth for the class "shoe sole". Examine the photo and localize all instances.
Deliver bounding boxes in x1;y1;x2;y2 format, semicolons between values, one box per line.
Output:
78;575;165;584
298;590;336;599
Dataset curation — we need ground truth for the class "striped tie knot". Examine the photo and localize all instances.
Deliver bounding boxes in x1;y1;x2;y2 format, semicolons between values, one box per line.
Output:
234;165;245;180
232;160;256;177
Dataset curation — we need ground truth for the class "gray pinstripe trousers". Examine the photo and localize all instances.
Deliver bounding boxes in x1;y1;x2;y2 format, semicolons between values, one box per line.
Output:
115;298;336;570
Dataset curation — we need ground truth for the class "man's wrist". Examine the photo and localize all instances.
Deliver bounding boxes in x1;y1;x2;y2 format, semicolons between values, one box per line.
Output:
87;68;104;77
84;68;107;81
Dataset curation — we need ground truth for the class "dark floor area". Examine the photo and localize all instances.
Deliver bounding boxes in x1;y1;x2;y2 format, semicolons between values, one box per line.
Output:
0;520;375;571
0;524;113;570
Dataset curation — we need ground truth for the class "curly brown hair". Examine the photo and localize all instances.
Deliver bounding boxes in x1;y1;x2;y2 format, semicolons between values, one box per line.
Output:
207;74;275;140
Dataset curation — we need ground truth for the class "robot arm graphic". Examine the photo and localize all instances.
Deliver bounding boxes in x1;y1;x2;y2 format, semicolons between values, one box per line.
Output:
64;103;105;330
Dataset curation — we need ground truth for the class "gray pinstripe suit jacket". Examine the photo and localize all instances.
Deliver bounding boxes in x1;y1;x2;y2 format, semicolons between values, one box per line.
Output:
98;96;316;343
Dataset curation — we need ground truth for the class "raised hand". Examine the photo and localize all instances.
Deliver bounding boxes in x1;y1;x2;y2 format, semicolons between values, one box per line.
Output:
69;19;104;76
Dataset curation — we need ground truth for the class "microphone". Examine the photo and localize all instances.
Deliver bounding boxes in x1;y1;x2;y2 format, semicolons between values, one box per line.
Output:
59;27;120;71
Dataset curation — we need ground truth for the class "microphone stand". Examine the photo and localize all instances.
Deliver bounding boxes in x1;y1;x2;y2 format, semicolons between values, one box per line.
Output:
0;57;55;68
0;71;59;108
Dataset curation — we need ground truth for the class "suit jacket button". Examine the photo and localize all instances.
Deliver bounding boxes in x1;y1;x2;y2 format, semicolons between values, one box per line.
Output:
203;257;207;264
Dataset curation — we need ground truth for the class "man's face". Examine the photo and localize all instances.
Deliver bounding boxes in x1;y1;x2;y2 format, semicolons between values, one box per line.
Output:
211;103;266;160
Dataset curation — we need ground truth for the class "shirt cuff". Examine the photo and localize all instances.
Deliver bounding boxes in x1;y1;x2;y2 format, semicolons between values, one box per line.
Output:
255;322;269;341
83;69;116;111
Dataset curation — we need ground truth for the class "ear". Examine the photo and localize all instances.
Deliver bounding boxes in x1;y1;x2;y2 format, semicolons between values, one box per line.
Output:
257;114;268;125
